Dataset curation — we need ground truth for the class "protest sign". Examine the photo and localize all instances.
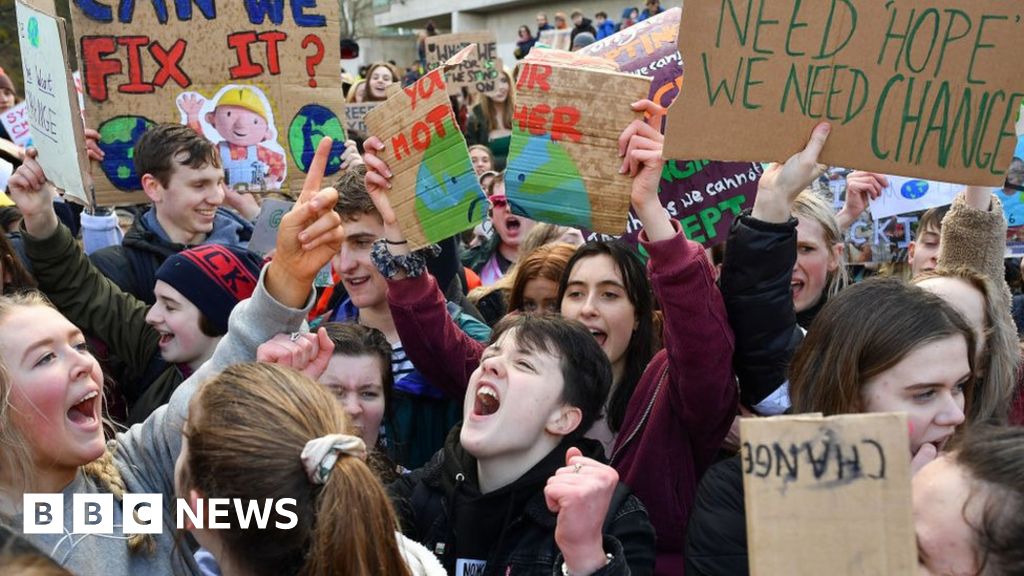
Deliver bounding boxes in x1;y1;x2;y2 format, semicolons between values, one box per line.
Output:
504;50;651;234
742;413;915;576
364;45;486;250
579;8;761;247
538;29;572;52
1;102;33;147
16;0;90;205
247;198;294;256
344;102;378;136
70;0;344;206
664;0;1024;187
869;176;961;219
424;32;498;94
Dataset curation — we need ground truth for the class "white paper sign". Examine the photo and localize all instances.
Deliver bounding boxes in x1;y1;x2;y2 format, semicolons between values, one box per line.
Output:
1;102;33;147
869;176;962;219
16;0;90;205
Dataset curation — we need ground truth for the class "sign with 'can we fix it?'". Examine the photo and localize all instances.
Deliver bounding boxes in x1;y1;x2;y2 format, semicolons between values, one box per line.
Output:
664;0;1024;187
505;49;651;234
364;45;486;250
71;0;346;206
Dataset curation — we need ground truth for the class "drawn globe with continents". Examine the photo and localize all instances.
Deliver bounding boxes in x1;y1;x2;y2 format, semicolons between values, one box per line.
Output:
414;116;487;236
288;104;347;177
900;179;930;200
97;116;156;191
505;133;589;228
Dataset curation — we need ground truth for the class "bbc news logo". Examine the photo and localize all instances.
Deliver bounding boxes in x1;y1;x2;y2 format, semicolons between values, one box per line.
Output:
23;494;298;534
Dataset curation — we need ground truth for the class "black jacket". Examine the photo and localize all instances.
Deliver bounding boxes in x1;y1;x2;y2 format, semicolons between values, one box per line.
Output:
719;213;804;409
90;208;252;305
684;457;748;576
389;428;656;575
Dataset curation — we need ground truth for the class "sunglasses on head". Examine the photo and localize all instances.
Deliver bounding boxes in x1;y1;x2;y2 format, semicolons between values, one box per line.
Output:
489;194;508;209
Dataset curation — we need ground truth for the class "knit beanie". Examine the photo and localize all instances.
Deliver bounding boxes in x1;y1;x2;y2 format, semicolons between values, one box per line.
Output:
155;244;264;334
0;71;14;95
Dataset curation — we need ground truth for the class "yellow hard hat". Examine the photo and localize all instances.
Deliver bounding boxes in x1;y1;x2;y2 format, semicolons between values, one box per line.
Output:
215;87;268;120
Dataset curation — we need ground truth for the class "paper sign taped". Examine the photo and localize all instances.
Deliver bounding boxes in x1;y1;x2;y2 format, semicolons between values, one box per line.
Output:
664;0;1024;187
742;413;915;576
247;198;294;256
70;0;344;206
538;29;572;52
344;102;379;136
424;32;498;94
364;45;486;249
504;53;651;234
869;176;962;219
16;0;90;205
1;102;33;147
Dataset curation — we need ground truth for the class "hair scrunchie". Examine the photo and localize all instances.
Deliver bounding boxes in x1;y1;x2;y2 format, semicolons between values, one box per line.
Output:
300;434;368;485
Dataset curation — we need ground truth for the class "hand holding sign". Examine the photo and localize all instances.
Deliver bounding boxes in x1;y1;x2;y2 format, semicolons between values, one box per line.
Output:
266;137;343;308
838;171;887;231
545;447;617;576
752;123;831;224
618;99;674;242
363;136;412;262
7;148;59;238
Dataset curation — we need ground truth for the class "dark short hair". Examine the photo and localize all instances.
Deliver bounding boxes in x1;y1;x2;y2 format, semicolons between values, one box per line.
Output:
489;314;611;438
321;321;395;421
331;165;380;223
917;204;951;236
558;241;654;432
198;312;222;338
134;124;220;188
596;11;607;18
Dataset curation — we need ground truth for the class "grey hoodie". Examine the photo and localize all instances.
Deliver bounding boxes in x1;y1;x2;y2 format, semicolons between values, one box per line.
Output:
11;267;313;575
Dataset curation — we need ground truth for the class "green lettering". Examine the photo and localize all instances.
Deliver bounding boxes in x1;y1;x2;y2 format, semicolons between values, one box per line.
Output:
699;207;723;240
974;90;1004;169
877;6;914;72
702;53;745;105
934;9;972;78
898;78;932;164
716;0;754;48
872;74;904;160
743;57;767;109
989;93;1024;175
816;0;857;60
844;68;870;124
784;0;807;56
780;63;807;114
806;64;832;119
916;81;951;166
751;0;778;55
968;15;1007;85
719;194;746;216
904;8;939;74
824;65;847;122
681;214;705;243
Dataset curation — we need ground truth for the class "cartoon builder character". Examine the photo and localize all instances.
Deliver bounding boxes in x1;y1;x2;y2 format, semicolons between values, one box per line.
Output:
178;87;286;189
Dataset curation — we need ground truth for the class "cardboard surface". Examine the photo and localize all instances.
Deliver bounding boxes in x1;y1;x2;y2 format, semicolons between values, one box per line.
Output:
364;45;486;249
505;51;651;234
344;102;378;136
741;413;915;576
16;0;90;205
424;32;498;94
70;0;344;206
579;8;761;247
869;176;962;219
665;1;1024;187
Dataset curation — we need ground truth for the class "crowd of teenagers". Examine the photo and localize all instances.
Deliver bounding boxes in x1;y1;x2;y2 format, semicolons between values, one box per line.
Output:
1;37;1024;576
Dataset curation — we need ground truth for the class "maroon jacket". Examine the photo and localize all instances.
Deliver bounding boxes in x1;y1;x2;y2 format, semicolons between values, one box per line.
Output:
386;226;737;574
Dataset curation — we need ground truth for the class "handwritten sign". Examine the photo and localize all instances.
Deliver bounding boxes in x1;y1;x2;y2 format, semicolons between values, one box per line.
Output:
344;102;378;136
869;176;961;219
16;0;90;204
1;102;33;147
579;8;761;247
364;45;485;249
247;198;293;256
504;50;650;234
424;32;498;94
538;29;572;52
665;1;1024;187
70;0;344;206
742;413;915;576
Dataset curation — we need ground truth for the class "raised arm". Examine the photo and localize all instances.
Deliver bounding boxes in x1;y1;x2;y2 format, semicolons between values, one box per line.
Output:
939;185;1011;304
361;136;485;398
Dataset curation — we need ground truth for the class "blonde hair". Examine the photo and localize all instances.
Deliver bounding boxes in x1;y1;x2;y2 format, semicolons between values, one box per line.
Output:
478;68;515;133
913;267;1021;425
792;190;848;302
0;292;152;553
181;363;411;576
346;79;366;103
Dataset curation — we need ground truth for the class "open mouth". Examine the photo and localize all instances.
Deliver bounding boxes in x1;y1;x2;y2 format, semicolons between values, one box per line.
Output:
505;216;521;232
344;276;370;288
587;327;607;347
473;384;501;417
158;330;175;347
790;280;804;297
67;391;99;426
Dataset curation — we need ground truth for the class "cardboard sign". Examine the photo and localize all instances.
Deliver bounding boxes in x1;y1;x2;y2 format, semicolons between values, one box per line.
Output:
665;1;1024;187
742;413;915;576
16;0;90;205
504;50;651;234
538;29;572;52
424;32;498;94
247;198;293;256
579;8;761;247
869;176;961;219
70;0;344;206
344;102;378;136
364;45;486;250
1;102;33;147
